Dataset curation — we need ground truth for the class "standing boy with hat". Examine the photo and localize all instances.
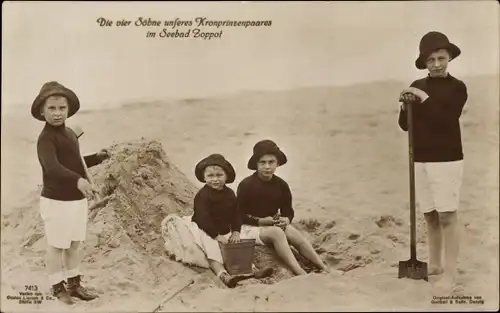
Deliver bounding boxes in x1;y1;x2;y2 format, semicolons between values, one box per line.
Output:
398;31;468;291
192;153;273;288
32;81;110;304
237;140;330;275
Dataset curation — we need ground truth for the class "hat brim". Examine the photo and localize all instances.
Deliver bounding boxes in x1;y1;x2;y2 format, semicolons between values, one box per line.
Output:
31;87;80;121
415;43;461;70
247;150;287;170
195;157;236;184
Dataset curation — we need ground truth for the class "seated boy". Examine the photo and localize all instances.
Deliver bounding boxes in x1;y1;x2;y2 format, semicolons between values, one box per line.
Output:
237;140;330;275
191;153;273;288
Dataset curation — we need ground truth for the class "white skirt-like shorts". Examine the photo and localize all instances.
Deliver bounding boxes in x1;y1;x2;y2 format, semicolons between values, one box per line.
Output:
415;160;464;213
39;196;89;249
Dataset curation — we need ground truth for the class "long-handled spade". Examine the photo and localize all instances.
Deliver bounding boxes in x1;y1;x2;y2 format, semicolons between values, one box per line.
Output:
70;125;110;211
398;98;428;281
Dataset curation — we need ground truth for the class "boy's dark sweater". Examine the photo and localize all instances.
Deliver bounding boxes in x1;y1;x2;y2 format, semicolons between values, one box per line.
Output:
237;172;295;226
37;123;102;201
191;185;242;239
398;74;468;162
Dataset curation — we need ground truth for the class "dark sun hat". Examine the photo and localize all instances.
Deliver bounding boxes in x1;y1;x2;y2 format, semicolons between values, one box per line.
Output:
415;31;461;70
31;81;80;121
247;139;288;170
195;154;236;184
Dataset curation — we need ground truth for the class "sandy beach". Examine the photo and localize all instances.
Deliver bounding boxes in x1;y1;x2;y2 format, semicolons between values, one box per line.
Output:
1;74;498;311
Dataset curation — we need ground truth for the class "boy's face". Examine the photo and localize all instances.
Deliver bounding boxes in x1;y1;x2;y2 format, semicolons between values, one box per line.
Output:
426;49;450;78
204;165;227;190
257;154;278;180
41;96;68;126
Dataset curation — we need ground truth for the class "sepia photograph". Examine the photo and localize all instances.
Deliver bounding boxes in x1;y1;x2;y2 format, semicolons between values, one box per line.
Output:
1;1;499;312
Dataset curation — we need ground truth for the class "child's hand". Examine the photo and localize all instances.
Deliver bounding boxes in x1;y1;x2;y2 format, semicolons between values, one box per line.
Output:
97;149;110;161
77;178;99;198
399;92;420;104
400;87;429;103
258;216;276;226
216;235;228;244
274;217;290;229
228;231;240;243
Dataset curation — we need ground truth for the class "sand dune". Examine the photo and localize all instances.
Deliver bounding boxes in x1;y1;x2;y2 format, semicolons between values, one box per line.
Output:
1;76;498;311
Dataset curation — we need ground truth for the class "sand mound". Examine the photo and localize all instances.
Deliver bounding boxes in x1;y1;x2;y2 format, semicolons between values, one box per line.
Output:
86;139;197;257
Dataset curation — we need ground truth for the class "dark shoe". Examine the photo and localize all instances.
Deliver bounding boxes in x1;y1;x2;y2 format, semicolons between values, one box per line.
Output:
52;281;75;305
67;275;98;301
219;272;243;288
253;267;273;279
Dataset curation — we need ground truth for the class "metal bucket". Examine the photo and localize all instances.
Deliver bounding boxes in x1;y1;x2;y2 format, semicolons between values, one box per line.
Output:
219;239;256;275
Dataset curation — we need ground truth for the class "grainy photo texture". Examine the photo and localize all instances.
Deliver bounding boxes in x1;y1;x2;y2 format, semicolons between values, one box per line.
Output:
1;1;499;312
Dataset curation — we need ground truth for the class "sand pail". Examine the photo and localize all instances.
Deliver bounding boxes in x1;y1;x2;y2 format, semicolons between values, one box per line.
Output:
220;239;256;275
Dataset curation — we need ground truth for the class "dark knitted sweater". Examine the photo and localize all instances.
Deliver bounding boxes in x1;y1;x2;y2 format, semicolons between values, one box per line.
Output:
398;74;468;162
36;123;102;201
191;185;242;239
237;172;295;226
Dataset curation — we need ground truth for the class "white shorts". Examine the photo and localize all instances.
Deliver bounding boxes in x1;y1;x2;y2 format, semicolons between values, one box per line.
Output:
199;225;263;264
39;197;89;249
415;160;464;213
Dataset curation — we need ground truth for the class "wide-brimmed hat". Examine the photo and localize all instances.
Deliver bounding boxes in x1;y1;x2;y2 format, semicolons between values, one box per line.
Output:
415;31;461;70
31;81;80;121
247;140;287;170
195;153;236;184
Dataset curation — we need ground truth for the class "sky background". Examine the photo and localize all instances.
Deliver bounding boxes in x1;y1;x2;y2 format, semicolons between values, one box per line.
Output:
2;1;499;114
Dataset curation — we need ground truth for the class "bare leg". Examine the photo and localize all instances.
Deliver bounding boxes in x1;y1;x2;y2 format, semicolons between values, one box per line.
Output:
208;259;226;276
259;226;307;276
63;241;81;279
284;225;329;272
437;211;459;287
208;259;249;288
424;211;444;275
46;246;65;285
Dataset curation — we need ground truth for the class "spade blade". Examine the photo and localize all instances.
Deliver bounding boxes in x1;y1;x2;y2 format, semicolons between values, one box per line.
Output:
398;258;428;281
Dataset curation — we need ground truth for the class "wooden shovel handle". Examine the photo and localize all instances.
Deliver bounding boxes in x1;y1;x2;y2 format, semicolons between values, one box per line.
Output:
151;278;195;312
406;101;417;260
71;125;100;201
88;195;111;211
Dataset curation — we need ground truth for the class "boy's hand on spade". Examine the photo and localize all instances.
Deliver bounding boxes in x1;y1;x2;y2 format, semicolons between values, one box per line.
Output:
77;178;99;198
400;87;429;103
399;92;419;103
228;231;241;243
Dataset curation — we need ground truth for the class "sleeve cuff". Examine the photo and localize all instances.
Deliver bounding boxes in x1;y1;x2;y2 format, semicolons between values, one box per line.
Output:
208;231;219;239
233;224;242;232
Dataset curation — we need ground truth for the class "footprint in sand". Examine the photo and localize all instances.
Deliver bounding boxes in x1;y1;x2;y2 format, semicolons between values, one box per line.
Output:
375;215;403;228
348;234;360;240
